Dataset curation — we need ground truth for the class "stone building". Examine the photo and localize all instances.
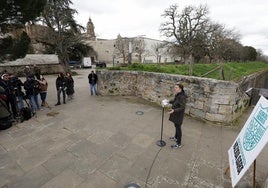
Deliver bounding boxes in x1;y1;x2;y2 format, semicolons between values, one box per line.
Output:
83;17;180;64
2;18;178;65
86;37;181;64
86;17;96;40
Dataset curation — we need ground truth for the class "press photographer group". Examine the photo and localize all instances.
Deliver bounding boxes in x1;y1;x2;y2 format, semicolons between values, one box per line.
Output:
0;72;47;130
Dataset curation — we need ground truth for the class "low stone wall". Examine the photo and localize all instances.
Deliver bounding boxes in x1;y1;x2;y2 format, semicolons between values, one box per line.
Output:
0;54;64;76
97;70;268;125
0;64;64;77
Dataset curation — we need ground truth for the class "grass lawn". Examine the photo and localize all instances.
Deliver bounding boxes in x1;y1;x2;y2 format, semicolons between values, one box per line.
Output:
108;61;268;81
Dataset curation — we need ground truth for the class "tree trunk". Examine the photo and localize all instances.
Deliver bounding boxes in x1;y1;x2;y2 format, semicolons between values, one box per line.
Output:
187;54;194;76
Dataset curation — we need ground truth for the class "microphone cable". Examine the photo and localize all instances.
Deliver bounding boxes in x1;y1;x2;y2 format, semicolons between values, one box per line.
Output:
145;147;163;188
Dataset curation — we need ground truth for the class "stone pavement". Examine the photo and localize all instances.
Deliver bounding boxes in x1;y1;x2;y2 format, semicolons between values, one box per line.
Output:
0;69;267;188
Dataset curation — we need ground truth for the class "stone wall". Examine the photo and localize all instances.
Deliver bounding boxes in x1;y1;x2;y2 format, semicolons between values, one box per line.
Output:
0;54;64;76
0;64;64;77
25;24;56;45
97;69;268;125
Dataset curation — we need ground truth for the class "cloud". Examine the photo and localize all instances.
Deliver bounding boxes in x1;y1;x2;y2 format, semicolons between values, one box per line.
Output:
72;0;268;55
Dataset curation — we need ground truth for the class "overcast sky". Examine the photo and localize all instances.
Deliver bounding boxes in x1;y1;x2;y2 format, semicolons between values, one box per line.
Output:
71;0;268;56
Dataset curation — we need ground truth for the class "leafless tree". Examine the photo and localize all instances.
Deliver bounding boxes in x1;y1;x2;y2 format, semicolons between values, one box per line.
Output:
160;4;211;75
218;38;243;62
114;34;129;64
204;23;225;63
132;38;146;62
151;42;166;64
256;49;268;62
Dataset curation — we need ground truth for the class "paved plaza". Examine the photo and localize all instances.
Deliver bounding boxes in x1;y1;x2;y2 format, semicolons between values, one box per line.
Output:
0;69;267;188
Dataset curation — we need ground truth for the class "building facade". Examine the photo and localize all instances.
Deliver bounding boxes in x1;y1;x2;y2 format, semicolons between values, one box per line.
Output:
86;37;181;65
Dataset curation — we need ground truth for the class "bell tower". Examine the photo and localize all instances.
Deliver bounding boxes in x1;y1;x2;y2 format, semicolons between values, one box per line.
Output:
86;17;96;40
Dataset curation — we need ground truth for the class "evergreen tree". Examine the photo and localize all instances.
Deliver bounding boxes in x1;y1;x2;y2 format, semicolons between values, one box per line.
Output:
0;0;46;62
0;0;46;31
41;0;88;69
11;31;31;60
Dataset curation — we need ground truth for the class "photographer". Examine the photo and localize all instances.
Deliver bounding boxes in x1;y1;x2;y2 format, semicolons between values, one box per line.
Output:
0;86;14;130
24;75;41;115
0;73;18;118
8;74;25;112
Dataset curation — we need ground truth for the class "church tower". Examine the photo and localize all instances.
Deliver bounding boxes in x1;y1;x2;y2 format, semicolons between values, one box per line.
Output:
86;17;96;40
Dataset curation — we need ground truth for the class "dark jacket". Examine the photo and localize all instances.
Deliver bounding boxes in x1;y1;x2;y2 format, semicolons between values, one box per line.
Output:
0;86;10;119
0;79;9;96
88;73;98;85
24;78;40;97
9;77;24;97
169;92;186;125
66;76;74;95
56;75;67;90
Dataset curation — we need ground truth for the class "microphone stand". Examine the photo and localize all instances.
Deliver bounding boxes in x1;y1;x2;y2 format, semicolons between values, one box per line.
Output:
156;107;166;147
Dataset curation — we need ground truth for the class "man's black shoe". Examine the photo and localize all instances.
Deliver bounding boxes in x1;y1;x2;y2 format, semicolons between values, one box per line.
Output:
55;102;61;106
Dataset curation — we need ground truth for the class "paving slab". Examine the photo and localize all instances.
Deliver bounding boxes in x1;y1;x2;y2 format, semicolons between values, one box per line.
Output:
0;69;267;188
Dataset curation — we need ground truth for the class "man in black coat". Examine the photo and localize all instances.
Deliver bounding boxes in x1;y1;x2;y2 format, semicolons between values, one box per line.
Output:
55;72;67;105
88;70;98;95
0;73;18;118
24;75;41;114
0;86;14;130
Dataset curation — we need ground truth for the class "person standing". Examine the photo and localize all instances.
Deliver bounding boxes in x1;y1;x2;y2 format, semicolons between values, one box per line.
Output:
168;83;186;149
66;72;74;100
37;75;48;107
88;70;98;95
24;75;41;115
33;64;41;80
24;66;31;80
9;74;25;112
0;86;14;129
55;72;67;105
0;73;18;118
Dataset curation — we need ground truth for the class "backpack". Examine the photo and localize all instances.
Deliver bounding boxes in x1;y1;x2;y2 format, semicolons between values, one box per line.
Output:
21;107;32;121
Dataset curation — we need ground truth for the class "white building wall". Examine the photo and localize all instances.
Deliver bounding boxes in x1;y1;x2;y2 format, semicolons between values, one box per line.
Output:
86;37;180;64
86;39;116;63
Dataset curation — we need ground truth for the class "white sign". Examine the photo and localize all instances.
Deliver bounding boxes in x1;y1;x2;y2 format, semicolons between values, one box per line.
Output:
228;96;268;187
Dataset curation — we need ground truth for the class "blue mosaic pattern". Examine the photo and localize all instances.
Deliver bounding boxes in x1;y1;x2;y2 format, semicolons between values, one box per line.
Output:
243;105;268;151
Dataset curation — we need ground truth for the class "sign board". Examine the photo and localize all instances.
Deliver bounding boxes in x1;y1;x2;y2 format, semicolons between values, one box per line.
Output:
228;96;268;187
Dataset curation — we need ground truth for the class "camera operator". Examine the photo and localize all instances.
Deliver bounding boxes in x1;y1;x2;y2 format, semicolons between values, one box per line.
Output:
8;74;25;112
0;86;15;130
0;73;18;118
24;75;41;115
